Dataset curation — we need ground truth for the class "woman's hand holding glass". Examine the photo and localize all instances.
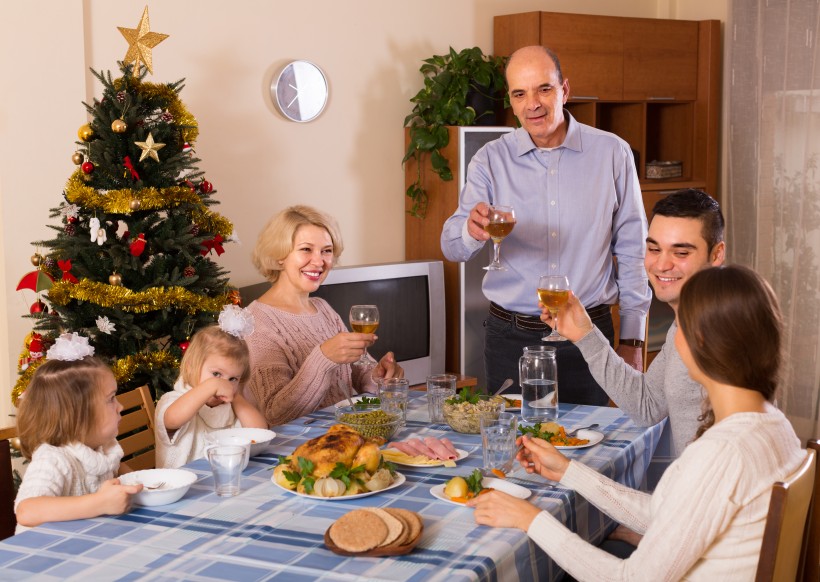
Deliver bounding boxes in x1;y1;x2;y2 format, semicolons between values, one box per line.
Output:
320;331;377;365
539;291;595;343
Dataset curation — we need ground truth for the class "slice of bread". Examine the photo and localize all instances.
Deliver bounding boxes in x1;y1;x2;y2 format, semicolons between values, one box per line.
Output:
384;508;422;544
364;508;404;547
328;509;387;552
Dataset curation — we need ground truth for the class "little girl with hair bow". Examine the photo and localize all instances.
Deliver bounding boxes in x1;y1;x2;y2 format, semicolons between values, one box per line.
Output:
14;333;143;532
155;305;267;468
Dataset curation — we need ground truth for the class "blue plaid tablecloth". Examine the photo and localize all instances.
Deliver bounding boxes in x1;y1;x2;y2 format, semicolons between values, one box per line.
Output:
0;392;665;581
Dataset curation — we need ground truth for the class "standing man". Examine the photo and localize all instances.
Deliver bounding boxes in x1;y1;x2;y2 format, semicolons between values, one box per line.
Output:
441;45;650;405
544;189;726;456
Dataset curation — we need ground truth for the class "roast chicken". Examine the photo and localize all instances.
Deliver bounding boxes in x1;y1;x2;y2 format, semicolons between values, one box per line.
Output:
287;424;382;478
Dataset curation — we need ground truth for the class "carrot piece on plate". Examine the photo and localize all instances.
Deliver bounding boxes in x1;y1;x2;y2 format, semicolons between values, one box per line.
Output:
491;468;506;479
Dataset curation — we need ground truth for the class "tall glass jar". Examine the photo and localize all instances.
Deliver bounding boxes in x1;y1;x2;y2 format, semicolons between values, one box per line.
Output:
519;346;558;423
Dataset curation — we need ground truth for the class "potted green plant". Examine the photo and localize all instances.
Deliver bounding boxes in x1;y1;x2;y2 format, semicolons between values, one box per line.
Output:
403;47;507;218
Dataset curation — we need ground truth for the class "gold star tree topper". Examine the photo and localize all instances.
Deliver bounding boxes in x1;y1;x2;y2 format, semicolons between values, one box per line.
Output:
134;133;166;162
118;6;169;75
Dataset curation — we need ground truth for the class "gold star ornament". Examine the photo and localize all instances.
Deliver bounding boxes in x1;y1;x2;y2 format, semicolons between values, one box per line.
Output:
134;132;166;162
118;6;169;75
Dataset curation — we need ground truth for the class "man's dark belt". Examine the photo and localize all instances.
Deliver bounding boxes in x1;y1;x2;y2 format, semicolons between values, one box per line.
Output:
489;301;611;331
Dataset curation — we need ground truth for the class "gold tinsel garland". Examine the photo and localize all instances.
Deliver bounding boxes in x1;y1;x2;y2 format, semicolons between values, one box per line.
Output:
12;351;179;406
48;279;231;314
113;77;199;144
64;171;233;239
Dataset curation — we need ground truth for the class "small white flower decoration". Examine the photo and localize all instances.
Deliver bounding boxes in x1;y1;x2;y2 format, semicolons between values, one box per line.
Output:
60;204;80;220
218;304;255;339
46;332;95;361
229;231;241;245
96;316;116;335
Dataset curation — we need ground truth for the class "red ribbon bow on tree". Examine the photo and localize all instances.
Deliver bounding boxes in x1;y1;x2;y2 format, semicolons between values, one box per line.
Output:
58;259;79;283
123;156;140;181
129;233;147;257
200;234;225;256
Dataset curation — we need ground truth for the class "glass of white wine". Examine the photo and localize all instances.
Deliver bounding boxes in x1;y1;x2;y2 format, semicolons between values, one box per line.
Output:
537;275;570;342
349;304;379;365
483;205;516;271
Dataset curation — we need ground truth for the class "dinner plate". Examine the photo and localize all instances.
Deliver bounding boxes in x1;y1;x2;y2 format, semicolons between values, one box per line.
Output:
334;395;380;408
500;393;522;411
383;448;468;467
430;477;532;506
272;472;406;500
553;429;605;450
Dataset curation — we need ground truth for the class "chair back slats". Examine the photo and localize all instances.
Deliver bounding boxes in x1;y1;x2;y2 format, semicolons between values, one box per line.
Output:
1;439;17;540
116;385;156;471
800;440;820;582
756;448;817;582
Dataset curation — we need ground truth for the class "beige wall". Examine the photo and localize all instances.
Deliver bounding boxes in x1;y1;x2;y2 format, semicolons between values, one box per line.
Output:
0;0;726;422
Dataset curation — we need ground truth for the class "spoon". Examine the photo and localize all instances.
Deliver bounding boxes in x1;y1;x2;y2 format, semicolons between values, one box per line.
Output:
566;423;599;437
492;378;514;397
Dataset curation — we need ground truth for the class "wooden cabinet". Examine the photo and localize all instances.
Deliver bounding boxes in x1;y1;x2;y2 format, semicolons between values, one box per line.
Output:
493;11;721;204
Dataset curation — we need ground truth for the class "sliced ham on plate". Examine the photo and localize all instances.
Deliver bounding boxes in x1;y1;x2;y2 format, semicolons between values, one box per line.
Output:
439;437;459;458
424;437;457;460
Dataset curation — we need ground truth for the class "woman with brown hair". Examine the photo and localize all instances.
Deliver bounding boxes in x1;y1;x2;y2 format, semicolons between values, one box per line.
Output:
245;205;403;426
468;265;804;580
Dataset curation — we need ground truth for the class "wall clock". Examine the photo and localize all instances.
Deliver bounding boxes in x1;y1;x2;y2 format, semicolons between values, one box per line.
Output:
271;60;329;122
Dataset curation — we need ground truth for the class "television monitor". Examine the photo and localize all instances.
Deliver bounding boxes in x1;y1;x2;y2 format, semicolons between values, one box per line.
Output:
238;260;446;386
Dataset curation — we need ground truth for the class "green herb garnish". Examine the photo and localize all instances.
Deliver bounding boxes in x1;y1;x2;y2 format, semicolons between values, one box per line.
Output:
445;386;484;405
329;462;367;489
465;468;485;495
519;422;558;440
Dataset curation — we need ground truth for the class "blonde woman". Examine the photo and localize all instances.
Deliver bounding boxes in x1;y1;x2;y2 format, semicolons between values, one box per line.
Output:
246;206;403;426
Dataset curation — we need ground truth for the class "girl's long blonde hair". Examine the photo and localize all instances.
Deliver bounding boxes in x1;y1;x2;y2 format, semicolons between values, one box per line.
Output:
16;357;113;460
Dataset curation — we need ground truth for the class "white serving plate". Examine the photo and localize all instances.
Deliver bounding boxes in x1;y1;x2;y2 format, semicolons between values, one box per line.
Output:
430;477;532;506
500;393;522;411
271;472;406;501
383;448;468;467
120;468;198;507
553;429;604;450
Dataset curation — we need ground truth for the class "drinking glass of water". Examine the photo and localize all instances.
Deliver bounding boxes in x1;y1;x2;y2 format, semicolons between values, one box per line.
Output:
519;345;558;423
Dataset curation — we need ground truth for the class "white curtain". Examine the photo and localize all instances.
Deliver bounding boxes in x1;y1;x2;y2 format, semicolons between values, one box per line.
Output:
727;0;820;442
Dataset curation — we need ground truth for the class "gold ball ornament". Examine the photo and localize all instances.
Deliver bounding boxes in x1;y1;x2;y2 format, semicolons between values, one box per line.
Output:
129;198;142;211
111;118;127;133
78;123;95;142
30;253;43;266
10;437;21;451
72;152;84;165
109;273;123;286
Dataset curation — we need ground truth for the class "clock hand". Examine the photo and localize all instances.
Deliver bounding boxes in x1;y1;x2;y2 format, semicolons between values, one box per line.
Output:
287;94;299;108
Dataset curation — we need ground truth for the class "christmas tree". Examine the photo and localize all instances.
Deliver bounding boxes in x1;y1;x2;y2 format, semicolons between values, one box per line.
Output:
12;7;237;405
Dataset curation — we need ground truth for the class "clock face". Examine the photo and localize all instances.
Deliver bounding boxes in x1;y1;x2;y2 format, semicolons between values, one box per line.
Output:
272;60;329;122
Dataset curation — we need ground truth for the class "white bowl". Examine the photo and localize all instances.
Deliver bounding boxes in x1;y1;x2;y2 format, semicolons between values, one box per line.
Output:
210;427;276;456
120;468;198;507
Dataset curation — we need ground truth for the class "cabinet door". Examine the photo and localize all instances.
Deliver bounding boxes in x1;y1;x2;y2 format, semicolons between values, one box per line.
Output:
623;19;698;100
539;13;623;101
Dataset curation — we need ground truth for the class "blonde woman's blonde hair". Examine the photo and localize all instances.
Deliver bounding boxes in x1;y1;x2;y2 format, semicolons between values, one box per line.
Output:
179;325;251;387
16;357;113;460
252;205;344;283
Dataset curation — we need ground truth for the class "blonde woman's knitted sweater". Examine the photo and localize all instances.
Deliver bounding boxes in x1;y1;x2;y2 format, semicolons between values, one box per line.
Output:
245;298;376;426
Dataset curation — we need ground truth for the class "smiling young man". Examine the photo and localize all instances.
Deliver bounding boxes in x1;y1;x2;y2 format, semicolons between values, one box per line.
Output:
547;189;726;456
441;45;650;405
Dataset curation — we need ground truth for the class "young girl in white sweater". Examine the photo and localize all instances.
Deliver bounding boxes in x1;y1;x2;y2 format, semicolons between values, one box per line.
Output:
155;305;267;468
468;265;805;580
15;333;143;532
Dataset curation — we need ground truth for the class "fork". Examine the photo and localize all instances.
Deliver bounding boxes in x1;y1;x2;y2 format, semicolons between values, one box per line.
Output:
143;481;166;490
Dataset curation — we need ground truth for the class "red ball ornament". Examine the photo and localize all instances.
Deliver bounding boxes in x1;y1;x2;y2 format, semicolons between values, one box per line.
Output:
179;340;190;353
199;180;213;194
30;300;48;314
183;266;196;278
67;216;78;224
81;161;94;174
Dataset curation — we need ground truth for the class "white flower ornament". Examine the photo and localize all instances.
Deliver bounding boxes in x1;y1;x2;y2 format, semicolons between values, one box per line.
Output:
96;316;116;335
46;332;95;361
218;305;255;339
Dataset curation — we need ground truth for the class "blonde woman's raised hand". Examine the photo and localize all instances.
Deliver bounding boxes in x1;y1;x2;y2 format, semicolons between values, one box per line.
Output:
320;332;375;364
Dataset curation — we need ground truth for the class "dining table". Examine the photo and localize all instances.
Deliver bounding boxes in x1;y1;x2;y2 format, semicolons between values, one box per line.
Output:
0;391;666;581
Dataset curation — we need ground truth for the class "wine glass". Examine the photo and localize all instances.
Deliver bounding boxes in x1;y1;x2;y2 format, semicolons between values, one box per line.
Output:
483;205;516;271
537;275;570;342
349;305;379;365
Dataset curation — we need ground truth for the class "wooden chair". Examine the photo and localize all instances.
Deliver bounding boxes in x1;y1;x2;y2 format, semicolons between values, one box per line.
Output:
755;447;817;582
1;425;18;540
116;385;156;471
799;439;820;581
